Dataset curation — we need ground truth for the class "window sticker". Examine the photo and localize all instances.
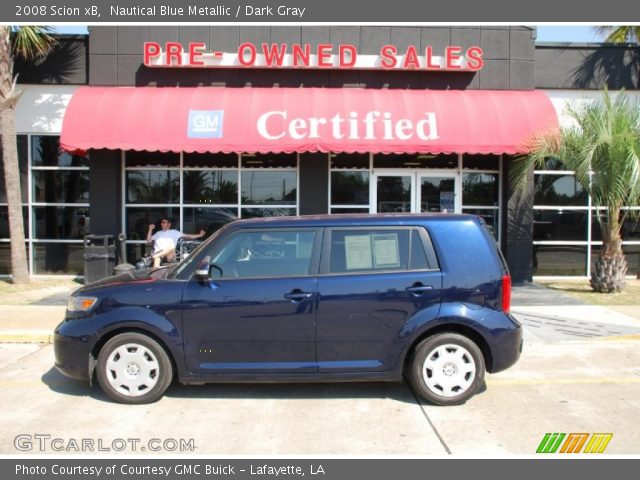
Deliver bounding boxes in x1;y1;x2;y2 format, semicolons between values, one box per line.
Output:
372;233;400;268
344;234;373;270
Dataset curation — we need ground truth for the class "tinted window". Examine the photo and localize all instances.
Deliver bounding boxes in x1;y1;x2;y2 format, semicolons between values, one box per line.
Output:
212;230;316;278
410;229;430;270
329;229;410;273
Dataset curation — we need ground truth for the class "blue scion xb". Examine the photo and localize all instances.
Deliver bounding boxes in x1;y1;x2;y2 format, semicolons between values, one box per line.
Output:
54;214;522;405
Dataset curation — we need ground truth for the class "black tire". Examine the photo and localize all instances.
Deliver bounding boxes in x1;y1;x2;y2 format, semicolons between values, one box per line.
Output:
96;332;173;404
407;333;485;406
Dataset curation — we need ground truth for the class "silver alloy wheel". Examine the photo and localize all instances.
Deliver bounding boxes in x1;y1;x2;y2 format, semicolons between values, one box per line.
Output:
105;343;160;397
421;343;477;398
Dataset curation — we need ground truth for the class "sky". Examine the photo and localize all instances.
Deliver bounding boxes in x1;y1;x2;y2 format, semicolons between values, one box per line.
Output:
52;25;602;43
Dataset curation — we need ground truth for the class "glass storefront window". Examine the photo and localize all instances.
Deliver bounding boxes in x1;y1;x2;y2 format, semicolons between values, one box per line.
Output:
32;206;90;240
126;170;180;204
373;153;457;169
533;245;587;276
32;171;90;203
183;170;238;204
330;208;370;214
463;208;499;240
462;173;498;206
241;208;297;218
240;171;297;205
241;153;297;168
0;207;29;239
184;152;237;168
376;176;412;213
32;243;84;275
0;135;29;203
0;242;28;275
31;136;88;167
462;154;499;170
183;207;238;235
534;174;587;206
125;151;179;168
126;207;180;241
331;171;370;205
591;211;640;242
534;210;588;241
330;153;369;169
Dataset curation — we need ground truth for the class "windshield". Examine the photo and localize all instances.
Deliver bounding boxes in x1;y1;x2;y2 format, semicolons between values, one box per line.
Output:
167;225;230;279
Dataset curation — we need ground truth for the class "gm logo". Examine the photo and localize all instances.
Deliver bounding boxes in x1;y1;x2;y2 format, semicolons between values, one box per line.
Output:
187;110;224;139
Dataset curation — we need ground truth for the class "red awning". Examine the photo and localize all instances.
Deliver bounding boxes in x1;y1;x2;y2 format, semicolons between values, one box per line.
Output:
60;87;557;155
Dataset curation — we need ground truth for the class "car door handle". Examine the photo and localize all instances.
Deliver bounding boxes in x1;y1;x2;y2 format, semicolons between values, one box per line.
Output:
284;290;314;302
405;284;434;296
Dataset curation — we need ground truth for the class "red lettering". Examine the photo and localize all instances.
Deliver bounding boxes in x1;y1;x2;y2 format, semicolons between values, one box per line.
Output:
292;44;311;67
339;44;357;68
445;46;463;69
466;46;484;71
424;46;440;69
165;42;183;66
238;42;257;66
317;44;333;68
402;46;420;69
380;45;398;69
143;42;161;66
262;43;287;67
189;42;205;66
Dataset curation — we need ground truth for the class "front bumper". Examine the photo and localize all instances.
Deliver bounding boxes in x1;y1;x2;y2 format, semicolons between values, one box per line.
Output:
53;321;95;381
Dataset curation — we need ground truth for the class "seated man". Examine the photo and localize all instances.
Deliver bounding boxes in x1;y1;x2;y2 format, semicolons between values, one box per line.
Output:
147;218;205;267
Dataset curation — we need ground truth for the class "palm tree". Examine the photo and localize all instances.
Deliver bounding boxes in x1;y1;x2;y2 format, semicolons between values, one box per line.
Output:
511;90;640;293
594;26;640;44
1;26;55;283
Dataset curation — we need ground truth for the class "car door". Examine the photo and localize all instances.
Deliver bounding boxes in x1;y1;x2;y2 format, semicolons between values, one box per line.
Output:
181;227;322;375
316;226;442;373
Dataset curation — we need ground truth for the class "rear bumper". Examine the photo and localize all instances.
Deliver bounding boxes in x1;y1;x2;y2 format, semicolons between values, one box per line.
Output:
488;313;523;373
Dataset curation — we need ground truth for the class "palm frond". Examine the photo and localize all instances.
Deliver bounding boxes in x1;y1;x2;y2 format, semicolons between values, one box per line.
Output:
592;25;640;44
11;26;56;61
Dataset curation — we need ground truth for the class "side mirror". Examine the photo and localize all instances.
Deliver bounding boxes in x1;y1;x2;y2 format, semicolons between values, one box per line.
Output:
194;257;211;281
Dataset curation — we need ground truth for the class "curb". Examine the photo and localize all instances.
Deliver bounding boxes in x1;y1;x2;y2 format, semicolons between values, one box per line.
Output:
0;331;53;344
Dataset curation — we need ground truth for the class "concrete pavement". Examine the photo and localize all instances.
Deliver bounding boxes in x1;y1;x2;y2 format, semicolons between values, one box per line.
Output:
1;340;639;454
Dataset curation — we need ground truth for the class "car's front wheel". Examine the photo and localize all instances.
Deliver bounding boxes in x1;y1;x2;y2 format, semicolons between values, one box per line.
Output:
96;332;173;404
407;333;485;406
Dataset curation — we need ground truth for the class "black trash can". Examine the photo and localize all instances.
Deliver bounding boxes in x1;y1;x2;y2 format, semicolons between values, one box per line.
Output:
83;235;115;284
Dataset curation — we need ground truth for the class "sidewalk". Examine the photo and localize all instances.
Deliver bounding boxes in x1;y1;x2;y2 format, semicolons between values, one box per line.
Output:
0;282;638;344
0;305;66;343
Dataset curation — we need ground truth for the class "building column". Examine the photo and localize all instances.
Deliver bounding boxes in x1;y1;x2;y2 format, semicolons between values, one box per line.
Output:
88;149;122;237
298;152;329;215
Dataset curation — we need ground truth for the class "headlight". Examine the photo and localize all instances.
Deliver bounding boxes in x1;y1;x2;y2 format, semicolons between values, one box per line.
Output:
67;296;99;313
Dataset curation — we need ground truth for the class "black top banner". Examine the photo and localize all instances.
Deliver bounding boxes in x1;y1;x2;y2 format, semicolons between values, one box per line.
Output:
3;0;637;22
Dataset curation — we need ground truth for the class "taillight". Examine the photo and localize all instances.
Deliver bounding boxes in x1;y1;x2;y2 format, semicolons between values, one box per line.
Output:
501;274;511;313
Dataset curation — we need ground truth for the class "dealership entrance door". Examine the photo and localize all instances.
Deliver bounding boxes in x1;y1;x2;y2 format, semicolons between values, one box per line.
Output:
372;171;461;214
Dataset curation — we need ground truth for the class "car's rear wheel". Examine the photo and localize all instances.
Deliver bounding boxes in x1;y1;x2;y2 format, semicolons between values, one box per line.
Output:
96;332;173;404
407;333;485;406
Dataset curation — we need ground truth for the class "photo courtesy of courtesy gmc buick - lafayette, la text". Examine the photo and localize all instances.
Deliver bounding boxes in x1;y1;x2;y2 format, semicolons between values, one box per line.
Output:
54;214;522;405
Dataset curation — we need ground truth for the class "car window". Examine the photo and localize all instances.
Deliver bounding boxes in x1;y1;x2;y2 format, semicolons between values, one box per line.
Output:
211;230;316;278
329;229;411;274
410;229;430;270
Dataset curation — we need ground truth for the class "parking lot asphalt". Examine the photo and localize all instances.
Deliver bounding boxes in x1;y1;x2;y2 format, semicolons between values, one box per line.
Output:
1;332;639;455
